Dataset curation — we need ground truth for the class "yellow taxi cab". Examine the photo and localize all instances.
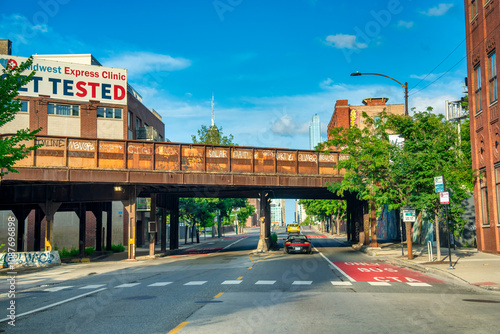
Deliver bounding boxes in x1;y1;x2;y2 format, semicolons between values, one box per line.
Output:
286;223;300;234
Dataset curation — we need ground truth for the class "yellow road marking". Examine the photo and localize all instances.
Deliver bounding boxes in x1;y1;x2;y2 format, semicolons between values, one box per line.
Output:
168;322;188;334
214;292;224;299
248;254;255;263
248;267;253;269
237;276;243;280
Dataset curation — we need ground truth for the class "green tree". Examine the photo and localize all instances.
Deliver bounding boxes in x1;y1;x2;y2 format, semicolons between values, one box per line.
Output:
384;109;474;259
298;199;346;234
1;56;41;176
320;113;391;245
191;125;236;146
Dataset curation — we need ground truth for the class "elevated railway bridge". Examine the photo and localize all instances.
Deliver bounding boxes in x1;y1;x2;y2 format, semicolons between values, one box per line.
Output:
0;135;366;259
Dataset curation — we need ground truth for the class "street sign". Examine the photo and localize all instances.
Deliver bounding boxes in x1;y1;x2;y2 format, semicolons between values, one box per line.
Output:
402;208;416;222
440;191;450;204
434;176;444;193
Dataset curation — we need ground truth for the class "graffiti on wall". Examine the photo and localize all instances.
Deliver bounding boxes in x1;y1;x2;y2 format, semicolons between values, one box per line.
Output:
0;251;61;268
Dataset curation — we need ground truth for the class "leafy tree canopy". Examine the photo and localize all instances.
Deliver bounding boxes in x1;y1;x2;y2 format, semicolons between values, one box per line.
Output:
0;56;41;176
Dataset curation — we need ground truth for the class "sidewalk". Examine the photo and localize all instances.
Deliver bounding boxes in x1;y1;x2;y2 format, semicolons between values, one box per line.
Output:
357;240;500;292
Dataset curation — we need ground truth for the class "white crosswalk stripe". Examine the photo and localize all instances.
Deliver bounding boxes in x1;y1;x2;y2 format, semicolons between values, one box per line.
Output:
331;281;353;286
148;282;172;287
292;281;313;285
255;280;276;285
368;282;391;286
184;281;207;286
44;286;73;292
115;283;140;288
79;284;106;289
221;280;242;285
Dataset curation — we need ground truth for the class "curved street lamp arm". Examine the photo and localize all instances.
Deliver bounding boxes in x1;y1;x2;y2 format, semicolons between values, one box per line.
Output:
351;72;405;89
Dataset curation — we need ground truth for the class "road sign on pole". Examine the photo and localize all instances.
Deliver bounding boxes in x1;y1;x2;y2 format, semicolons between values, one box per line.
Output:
434;176;444;193
439;192;449;204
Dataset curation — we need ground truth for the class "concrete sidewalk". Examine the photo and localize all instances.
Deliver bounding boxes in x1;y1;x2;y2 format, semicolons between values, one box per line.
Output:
358;240;500;291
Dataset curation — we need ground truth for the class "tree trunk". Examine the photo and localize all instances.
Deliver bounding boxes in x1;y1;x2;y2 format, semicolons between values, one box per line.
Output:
434;210;441;261
369;200;378;247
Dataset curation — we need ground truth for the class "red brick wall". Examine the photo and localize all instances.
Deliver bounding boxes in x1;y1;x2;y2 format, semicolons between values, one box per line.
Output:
127;94;165;140
465;0;500;253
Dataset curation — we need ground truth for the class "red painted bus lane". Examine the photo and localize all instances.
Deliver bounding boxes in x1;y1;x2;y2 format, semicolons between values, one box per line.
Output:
333;262;444;283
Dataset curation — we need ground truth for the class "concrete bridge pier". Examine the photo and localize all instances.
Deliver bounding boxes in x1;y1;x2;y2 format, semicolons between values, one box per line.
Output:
105;202;112;252
76;203;87;257
33;208;45;251
166;195;180;250
122;188;137;260
11;205;32;252
149;194;157;256
257;192;271;252
39;201;61;252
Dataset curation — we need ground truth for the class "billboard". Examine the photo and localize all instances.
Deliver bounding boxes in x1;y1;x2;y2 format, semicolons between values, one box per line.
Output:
0;56;127;105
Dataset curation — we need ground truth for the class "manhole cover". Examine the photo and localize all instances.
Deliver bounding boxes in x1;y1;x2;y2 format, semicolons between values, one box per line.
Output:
462;299;500;304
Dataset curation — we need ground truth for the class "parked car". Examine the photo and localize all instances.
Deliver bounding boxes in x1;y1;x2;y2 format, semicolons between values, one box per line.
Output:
283;234;312;254
286;223;300;234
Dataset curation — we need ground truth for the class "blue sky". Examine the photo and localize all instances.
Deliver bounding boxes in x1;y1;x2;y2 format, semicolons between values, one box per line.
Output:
2;0;467;149
2;0;467;222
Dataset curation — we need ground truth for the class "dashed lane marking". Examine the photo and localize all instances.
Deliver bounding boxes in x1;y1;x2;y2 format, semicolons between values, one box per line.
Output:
168;321;189;334
214;292;224;298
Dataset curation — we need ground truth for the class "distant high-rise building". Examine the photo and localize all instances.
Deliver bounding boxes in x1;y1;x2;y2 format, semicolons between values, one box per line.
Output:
309;114;322;150
270;199;284;226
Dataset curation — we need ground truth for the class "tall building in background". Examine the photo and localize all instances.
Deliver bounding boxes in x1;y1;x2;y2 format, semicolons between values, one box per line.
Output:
270;199;284;226
309;114;322;150
464;0;500;254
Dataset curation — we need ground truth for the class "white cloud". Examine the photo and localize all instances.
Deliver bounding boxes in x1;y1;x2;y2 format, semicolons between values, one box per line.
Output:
103;52;191;78
420;4;454;17
271;115;309;136
397;20;414;29
325;34;368;49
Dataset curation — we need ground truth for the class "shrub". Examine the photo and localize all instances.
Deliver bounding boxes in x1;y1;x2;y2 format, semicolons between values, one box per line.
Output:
271;232;278;244
84;247;95;256
111;243;125;253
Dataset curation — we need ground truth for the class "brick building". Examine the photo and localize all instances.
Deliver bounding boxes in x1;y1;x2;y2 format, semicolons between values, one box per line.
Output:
327;97;404;136
0;39;165;251
464;0;500;253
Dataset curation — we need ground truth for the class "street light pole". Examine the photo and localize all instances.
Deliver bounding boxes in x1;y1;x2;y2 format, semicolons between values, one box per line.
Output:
351;72;409;116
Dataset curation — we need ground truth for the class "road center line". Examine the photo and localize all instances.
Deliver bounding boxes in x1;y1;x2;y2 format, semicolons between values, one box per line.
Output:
0;287;107;323
314;247;356;282
214;292;224;298
168;321;189;334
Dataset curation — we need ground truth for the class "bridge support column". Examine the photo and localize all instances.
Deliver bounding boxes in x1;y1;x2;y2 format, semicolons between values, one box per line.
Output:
166;195;179;250
149;194;157;256
363;201;370;246
91;203;104;252
160;205;167;252
369;200;379;247
122;188;137;260
12;206;31;252
39;201;61;252
105;202;112;251
257;192;271;252
76;203;87;257
33;208;45;251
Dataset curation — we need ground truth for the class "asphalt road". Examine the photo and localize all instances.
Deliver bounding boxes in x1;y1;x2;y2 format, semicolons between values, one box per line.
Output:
1;228;499;334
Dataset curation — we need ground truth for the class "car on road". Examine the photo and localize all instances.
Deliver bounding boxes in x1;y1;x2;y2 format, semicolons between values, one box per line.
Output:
286;223;300;234
283;234;312;254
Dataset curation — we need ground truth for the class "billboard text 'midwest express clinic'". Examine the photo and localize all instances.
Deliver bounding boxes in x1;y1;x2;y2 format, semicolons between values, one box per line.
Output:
0;56;127;105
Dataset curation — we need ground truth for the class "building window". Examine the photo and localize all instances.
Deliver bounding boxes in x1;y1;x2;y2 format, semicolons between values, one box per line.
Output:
97;107;122;119
136;117;142;129
19;100;28;112
489;51;497;105
475;64;482;114
471;0;479;20
480;171;490;226
128;111;133;128
47;103;79;116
